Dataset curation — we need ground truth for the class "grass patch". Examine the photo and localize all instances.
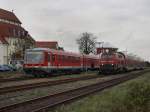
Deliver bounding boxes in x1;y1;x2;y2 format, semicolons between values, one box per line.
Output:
0;71;24;78
52;72;150;112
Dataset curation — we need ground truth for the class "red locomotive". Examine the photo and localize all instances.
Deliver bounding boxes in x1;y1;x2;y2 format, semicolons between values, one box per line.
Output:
99;50;145;74
23;48;99;77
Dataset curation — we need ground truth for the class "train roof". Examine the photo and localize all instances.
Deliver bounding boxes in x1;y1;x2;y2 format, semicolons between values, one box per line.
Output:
26;48;99;59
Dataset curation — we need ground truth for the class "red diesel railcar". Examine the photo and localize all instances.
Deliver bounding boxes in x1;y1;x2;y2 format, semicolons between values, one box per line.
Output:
23;48;99;77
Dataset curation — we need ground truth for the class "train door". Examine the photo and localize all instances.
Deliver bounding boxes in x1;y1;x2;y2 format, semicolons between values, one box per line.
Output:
91;60;95;69
55;54;58;68
51;54;56;66
56;55;60;69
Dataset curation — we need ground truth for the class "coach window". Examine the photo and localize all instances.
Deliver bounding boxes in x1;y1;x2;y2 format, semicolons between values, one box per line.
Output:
59;55;62;62
62;55;65;63
76;57;79;62
57;55;59;62
63;56;65;62
73;57;76;63
71;57;73;63
73;57;75;63
75;57;77;63
63;56;66;63
68;56;70;62
58;55;61;62
52;54;55;62
70;56;72;62
70;56;72;63
71;56;73;62
78;57;80;62
71;56;72;62
66;56;68;62
76;57;78;62
48;54;51;62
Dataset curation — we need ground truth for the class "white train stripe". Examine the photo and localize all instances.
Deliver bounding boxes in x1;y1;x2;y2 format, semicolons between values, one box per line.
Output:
25;65;99;69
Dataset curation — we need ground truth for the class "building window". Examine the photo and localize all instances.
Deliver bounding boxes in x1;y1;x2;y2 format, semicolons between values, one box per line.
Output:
13;29;16;36
18;30;20;37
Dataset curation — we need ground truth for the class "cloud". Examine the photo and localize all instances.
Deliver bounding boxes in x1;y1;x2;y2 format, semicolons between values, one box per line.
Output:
0;0;150;61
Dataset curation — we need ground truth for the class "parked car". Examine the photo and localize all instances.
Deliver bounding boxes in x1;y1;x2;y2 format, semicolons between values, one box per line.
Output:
0;65;11;72
0;65;6;72
3;65;17;71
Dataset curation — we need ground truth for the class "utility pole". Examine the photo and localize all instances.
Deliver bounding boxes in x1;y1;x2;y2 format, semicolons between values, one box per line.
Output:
96;42;104;68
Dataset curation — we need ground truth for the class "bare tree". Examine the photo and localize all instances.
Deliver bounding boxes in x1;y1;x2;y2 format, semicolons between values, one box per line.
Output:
77;32;97;54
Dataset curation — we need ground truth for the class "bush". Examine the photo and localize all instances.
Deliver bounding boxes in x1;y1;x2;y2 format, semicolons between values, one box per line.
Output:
96;80;150;112
52;73;150;112
124;81;150;112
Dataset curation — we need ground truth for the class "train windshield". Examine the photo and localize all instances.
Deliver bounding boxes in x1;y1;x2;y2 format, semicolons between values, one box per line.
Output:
25;51;44;64
101;53;113;60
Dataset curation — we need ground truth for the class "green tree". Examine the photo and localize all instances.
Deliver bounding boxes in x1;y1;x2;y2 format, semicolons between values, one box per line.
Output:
77;32;97;54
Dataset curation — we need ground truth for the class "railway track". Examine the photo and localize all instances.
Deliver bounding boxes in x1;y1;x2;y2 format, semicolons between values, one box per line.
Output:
0;75;100;94
0;77;35;83
0;70;149;112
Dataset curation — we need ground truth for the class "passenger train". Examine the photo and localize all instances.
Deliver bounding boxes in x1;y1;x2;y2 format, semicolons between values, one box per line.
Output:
23;48;99;77
99;51;145;74
23;48;145;77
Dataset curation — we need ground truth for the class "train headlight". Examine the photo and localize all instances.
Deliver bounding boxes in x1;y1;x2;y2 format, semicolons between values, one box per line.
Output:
112;64;114;66
101;64;103;66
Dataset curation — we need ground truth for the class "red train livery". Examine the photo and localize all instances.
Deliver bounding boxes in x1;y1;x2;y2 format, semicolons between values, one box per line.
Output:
99;51;145;74
23;48;99;76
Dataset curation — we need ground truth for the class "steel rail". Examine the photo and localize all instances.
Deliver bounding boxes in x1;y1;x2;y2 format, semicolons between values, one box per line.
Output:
0;75;100;94
0;70;149;112
0;77;35;83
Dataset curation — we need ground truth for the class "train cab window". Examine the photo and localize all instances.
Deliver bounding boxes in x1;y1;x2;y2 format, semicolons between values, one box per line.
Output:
118;55;122;58
119;55;124;60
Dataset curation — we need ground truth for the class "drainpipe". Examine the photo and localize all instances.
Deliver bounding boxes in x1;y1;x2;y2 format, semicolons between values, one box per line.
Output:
7;44;8;64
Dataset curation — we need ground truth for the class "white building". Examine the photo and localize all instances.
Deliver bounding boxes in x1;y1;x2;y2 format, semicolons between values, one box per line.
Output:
0;42;8;64
0;8;35;65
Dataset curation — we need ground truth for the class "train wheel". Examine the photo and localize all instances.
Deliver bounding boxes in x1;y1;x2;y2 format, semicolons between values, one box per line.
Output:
33;74;38;77
123;68;128;73
43;73;49;77
40;74;45;78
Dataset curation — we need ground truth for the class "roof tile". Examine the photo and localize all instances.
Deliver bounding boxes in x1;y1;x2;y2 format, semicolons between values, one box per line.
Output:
0;8;21;24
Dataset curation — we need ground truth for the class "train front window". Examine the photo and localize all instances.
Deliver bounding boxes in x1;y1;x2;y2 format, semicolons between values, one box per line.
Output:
25;52;44;64
101;53;113;60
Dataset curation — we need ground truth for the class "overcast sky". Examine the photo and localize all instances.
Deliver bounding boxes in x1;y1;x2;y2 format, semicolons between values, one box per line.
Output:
0;0;150;61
